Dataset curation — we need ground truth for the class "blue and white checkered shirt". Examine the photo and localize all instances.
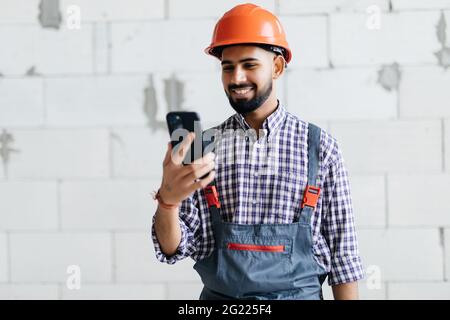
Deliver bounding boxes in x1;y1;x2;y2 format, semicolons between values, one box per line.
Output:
152;103;364;286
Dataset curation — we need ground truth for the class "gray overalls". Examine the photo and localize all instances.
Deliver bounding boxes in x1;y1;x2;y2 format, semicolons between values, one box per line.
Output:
194;123;328;300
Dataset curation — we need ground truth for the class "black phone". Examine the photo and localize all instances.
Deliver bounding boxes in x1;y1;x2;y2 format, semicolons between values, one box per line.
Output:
166;112;215;168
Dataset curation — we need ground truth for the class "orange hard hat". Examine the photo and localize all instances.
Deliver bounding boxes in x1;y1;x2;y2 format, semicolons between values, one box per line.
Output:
205;3;292;63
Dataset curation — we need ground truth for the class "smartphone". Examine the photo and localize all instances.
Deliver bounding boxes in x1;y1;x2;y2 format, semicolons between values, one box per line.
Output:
166;112;215;169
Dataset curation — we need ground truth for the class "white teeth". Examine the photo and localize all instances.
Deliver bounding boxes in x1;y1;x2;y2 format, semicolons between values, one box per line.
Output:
232;87;252;95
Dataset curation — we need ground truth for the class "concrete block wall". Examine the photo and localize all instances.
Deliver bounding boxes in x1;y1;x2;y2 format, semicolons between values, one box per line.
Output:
0;0;449;300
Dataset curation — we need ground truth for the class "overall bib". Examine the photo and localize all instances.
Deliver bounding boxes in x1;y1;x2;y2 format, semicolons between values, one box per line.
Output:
193;123;328;300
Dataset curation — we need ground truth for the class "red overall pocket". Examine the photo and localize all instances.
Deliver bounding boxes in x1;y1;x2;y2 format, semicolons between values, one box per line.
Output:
227;242;285;252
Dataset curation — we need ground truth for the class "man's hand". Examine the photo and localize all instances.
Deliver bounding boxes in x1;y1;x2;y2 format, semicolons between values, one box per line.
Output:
159;132;216;206
332;281;359;300
154;132;215;257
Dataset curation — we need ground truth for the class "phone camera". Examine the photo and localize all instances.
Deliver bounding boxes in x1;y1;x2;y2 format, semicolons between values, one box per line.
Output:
169;115;183;129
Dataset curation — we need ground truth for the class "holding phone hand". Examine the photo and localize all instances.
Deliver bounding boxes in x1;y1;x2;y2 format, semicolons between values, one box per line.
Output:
159;132;216;207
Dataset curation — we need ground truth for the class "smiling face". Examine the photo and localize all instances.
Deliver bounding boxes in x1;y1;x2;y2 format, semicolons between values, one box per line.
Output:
220;45;284;115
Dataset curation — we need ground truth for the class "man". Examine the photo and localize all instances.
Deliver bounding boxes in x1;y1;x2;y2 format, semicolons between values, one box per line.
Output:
152;3;364;300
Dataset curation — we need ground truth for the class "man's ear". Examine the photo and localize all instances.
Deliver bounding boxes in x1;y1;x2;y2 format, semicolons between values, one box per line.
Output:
272;54;285;79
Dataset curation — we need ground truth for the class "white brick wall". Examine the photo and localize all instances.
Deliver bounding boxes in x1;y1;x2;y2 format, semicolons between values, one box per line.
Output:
169;0;275;19
350;175;386;228
0;181;58;230
93;23;109;74
167;282;204;300
111;20;217;73
287;68;397;121
389;282;450;299
6;129;109;179
61;180;158;230
0;0;40;23
0;284;59;300
115;233;200;282
446;228;450;281
358;229;443;281
62;284;166;299
0;78;44;126
391;0;450;10
446;119;450;173
329;120;442;173
400;67;450;118
0;25;94;76
60;0;165;21
45;76;148;127
279;0;390;14
1;0;449;300
330;11;442;66
0;233;7;282
279;16;328;68
10;233;112;282
388;174;450;226
112;128;166;178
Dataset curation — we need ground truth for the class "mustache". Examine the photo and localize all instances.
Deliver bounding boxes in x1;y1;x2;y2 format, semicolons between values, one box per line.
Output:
228;84;255;91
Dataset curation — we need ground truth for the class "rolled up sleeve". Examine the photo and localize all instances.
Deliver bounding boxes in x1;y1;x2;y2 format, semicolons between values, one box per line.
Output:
321;142;365;286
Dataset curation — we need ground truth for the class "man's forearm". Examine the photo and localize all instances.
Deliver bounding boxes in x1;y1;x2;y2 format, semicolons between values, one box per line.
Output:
154;205;182;256
332;281;359;300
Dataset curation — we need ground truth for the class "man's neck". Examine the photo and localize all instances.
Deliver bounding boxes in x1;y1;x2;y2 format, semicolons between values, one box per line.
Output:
244;97;279;135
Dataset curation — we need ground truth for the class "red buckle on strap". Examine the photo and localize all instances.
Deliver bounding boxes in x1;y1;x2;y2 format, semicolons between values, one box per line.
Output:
301;185;321;209
204;185;220;208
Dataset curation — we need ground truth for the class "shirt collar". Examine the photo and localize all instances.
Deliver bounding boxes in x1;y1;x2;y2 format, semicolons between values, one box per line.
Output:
234;100;286;139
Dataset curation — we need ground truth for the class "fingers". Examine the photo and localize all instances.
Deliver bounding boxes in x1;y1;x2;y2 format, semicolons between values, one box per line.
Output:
191;151;215;166
189;169;216;192
185;160;215;181
162;142;172;166
180;152;215;178
171;132;195;165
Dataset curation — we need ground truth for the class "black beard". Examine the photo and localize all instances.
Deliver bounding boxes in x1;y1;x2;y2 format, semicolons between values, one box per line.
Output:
227;81;272;115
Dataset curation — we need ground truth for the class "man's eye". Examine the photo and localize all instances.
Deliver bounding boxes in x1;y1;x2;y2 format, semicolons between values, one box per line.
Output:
245;64;256;68
222;67;233;72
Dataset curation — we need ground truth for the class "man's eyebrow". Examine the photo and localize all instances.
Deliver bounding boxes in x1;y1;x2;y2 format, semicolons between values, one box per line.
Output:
221;58;260;65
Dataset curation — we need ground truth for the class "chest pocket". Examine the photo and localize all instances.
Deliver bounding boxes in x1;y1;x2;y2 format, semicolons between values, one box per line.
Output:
218;236;295;295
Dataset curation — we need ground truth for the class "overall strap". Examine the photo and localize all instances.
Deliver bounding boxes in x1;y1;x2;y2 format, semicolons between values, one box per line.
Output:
203;180;221;223
307;123;321;186
299;123;322;224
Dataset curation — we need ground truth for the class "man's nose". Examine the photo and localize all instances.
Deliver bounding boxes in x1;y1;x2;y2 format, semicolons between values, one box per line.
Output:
231;66;246;83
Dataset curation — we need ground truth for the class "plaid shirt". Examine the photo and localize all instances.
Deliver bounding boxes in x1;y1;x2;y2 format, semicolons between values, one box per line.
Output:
152;103;364;286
